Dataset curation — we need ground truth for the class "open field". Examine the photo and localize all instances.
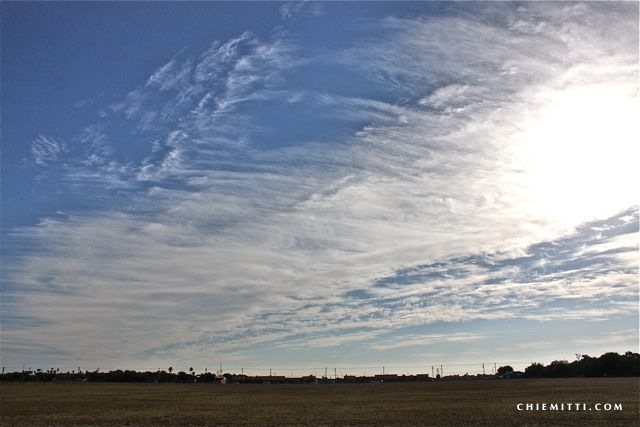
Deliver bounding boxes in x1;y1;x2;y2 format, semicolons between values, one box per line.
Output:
1;378;638;426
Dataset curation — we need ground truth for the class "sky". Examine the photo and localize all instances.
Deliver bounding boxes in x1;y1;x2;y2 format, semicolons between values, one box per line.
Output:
1;1;638;375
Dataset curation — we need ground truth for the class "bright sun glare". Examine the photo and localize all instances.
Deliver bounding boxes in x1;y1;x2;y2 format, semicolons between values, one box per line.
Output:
514;83;638;229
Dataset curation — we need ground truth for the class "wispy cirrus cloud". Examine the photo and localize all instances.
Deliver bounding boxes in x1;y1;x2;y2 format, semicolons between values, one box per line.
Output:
27;135;66;167
369;332;488;352
76;124;112;166
110;31;295;137
280;2;323;22
5;2;638;369
573;329;638;347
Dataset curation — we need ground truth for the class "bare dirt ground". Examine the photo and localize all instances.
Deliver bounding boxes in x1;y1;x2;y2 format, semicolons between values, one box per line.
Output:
1;377;638;426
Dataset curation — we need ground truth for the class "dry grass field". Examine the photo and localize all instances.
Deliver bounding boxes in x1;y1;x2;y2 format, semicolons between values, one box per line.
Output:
1;378;638;426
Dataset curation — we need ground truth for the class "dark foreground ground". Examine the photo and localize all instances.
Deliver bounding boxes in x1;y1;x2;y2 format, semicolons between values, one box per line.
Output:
1;378;638;426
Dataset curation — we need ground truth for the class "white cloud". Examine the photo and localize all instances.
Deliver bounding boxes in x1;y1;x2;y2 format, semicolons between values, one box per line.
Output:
418;84;486;110
146;57;192;92
369;332;489;351
572;329;638;346
280;2;323;22
76;125;112;166
4;3;638;368
28;135;66;166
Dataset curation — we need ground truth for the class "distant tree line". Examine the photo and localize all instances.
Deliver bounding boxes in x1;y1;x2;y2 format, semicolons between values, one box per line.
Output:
1;351;637;383
0;369;219;383
522;351;639;378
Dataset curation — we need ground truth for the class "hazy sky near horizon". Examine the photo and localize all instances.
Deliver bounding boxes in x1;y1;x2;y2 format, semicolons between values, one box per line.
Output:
1;1;638;374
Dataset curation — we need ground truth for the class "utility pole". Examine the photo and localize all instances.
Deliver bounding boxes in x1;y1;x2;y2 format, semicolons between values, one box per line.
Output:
334;368;337;379
382;366;385;375
324;367;327;378
441;365;443;377
482;363;485;375
269;368;272;377
432;366;434;378
494;363;497;375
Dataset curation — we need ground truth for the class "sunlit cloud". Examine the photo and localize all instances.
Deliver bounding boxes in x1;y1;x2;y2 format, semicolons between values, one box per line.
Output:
3;2;638;370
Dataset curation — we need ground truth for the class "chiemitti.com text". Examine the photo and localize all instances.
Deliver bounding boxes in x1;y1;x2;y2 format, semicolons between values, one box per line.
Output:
517;403;623;411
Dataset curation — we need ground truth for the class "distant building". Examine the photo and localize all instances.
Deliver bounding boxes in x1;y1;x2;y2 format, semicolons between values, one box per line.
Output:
374;374;398;382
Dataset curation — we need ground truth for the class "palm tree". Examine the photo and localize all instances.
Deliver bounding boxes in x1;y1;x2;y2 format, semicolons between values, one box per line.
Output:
168;366;173;374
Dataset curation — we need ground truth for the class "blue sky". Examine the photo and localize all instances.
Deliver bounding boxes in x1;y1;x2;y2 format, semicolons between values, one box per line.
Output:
1;1;638;374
